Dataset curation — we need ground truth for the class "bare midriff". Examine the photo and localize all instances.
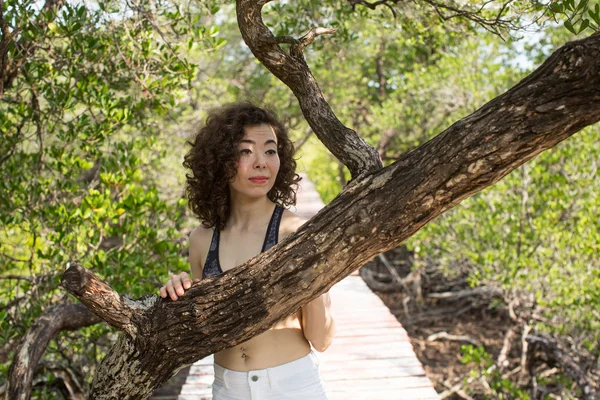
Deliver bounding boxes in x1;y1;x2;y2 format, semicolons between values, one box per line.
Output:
214;310;311;371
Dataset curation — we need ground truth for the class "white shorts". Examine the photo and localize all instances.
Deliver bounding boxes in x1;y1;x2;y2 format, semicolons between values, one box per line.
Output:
212;350;328;400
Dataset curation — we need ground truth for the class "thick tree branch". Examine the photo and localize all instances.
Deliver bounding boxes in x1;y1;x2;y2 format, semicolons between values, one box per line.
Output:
6;304;100;400
61;263;152;337
236;0;383;177
58;33;600;399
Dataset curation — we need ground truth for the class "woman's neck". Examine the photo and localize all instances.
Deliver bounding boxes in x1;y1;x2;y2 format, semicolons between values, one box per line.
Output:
227;195;275;232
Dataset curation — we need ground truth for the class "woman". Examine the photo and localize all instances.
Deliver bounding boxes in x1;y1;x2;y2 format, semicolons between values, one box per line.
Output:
160;102;335;399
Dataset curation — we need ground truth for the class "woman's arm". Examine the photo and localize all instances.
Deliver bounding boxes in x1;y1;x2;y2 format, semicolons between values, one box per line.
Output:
301;292;336;352
280;211;336;352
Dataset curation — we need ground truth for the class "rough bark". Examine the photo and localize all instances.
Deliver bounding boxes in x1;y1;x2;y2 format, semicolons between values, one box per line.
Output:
59;32;600;399
6;304;100;400
236;0;383;177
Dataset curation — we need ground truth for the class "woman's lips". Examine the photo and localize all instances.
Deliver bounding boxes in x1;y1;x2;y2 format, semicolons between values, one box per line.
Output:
249;177;269;184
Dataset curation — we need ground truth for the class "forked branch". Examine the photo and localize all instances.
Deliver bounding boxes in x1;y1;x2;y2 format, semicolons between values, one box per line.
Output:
236;0;383;177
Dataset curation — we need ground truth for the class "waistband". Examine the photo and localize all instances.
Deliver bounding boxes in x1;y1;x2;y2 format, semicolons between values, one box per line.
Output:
214;350;319;387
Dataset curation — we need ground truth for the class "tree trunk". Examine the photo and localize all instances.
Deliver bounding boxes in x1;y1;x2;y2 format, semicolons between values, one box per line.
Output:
53;29;600;398
6;304;100;400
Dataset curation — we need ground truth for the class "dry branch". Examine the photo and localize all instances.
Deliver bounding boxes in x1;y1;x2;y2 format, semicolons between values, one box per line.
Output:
6;304;100;400
427;331;480;346
427;286;503;300
526;334;598;400
497;327;516;370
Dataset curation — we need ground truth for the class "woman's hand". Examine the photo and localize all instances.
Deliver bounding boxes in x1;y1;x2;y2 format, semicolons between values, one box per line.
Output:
159;272;198;301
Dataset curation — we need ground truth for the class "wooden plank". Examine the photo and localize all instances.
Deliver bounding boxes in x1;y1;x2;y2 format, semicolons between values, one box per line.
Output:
325;376;434;389
334;326;408;338
320;358;425;371
327;387;440;400
332;334;410;345
179;386;213;395
321;366;428;380
326;321;404;330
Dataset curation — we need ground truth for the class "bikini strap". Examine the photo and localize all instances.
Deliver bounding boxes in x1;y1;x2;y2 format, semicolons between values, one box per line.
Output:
261;204;284;252
202;227;223;278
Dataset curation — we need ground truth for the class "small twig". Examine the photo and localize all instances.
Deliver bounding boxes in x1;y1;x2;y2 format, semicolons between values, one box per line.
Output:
428;286;503;300
497;327;516;370
112;32;154;99
455;390;475;400
538;367;559;379
0;275;33;282
0;251;28;263
427;331;480;346
0;294;28;312
402;296;411;319
508;297;519;321
502;365;521;379
378;253;403;282
360;268;403;292
440;365;496;399
479;373;494;394
519;323;532;384
349;0;399;18
290;27;336;57
294;127;314;152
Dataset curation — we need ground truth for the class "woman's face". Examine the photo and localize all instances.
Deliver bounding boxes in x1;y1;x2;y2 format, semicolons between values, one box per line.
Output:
229;123;281;199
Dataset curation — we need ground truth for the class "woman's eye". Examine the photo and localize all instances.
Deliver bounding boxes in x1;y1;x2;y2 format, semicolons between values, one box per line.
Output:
266;149;277;155
240;149;252;155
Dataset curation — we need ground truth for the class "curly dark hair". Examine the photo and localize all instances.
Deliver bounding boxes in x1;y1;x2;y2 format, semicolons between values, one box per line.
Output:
183;102;301;230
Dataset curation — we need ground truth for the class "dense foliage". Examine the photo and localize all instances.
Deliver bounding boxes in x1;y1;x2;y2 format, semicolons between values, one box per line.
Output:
1;0;598;398
0;0;225;395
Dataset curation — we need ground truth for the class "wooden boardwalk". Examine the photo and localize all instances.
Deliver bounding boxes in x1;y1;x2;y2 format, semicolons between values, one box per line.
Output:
319;277;438;399
169;174;438;399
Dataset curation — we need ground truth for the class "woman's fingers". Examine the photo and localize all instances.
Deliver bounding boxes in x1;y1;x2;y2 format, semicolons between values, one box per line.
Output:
172;272;187;296
165;280;178;301
160;272;195;301
181;272;192;290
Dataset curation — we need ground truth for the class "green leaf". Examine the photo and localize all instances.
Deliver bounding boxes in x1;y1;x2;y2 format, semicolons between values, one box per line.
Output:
549;3;564;13
564;19;576;33
578;18;590;32
47;22;60;34
589;8;600;24
576;0;589;12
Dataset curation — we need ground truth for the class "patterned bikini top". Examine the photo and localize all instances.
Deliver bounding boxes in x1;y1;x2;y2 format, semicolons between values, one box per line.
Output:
202;204;284;278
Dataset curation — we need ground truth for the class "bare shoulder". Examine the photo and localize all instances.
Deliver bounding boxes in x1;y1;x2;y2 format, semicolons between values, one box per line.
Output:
189;224;213;245
279;208;309;241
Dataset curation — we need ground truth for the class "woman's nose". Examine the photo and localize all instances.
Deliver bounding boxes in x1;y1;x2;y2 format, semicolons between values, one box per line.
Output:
254;153;266;168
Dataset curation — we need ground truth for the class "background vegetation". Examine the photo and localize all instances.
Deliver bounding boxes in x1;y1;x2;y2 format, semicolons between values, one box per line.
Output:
1;0;598;398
